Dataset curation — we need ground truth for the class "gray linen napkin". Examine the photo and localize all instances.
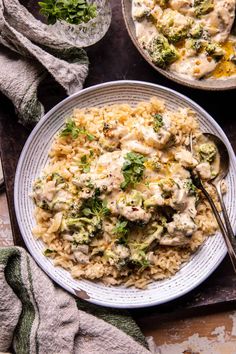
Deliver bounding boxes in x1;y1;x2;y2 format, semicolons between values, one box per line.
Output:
0;0;93;126
0;246;153;354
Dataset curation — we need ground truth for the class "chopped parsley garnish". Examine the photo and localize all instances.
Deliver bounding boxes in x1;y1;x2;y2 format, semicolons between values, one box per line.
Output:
185;180;198;196
80;155;91;173
38;0;97;25
51;173;65;186
113;220;129;244
44;248;57;256
60;119;94;141
153;113;164;133
81;191;110;219
120;152;146;190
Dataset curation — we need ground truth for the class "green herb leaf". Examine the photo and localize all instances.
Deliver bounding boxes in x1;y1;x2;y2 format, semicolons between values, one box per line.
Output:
44;248;57;256
38;0;97;25
185;179;198;197
80;155;90;173
81;193;110;219
60;119;95;141
121;152;146;190
51;173;65;186
113;220;129;244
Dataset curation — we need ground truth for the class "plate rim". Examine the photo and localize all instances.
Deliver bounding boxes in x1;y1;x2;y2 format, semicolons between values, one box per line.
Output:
121;0;236;91
14;80;236;308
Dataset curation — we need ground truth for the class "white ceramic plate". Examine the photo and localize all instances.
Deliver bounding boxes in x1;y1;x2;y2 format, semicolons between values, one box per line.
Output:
14;81;236;308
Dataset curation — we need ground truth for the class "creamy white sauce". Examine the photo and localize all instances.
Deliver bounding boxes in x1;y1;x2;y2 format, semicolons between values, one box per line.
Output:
132;0;236;80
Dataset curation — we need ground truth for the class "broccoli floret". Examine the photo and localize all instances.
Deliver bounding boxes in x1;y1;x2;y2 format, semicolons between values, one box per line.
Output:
194;0;214;17
153;113;164;132
144;225;163;246
105;245;130;268
188;39;203;53
147;34;179;68
72;232;90;245
132;1;151;20
205;42;224;61
63;193;109;244
64;215;102;244
130;243;150;270
165;29;188;44
158;9;191;43
190;25;203;39
199;143;217;163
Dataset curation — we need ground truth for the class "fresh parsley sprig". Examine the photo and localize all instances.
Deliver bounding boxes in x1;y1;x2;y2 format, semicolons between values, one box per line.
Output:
60;119;94;141
113;220;129;244
81;190;110;219
38;0;97;25
120;152;146;190
79;154;90;173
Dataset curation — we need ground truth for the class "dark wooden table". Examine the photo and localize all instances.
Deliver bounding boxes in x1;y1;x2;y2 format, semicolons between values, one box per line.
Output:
1;0;236;319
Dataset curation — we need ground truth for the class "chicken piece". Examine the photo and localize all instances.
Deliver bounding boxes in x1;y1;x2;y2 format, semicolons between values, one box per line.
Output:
169;0;193;15
34;180;56;203
199;0;236;43
170;53;218;79
174;148;198;168
73;250;90;264
76;245;89;254
116;199;151;223
144;182;165;207
170;188;188;211
47;212;63;233
139;125;161;147
121;139;155;155
102;123;129;150
147;251;156;264
74;151;125;193
158;8;192;43
112;244;130;259
159;233;190;246
52;190;73;211
132;0;155;20
196;161;212;180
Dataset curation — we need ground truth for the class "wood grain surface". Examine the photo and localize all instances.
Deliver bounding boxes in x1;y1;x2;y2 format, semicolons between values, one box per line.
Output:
0;0;236;318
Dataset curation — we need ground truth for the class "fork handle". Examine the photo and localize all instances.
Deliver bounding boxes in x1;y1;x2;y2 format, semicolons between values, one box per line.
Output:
200;185;236;273
214;181;236;241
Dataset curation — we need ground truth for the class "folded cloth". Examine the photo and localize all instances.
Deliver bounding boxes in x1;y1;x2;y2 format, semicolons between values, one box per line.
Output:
0;247;152;354
0;0;99;126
